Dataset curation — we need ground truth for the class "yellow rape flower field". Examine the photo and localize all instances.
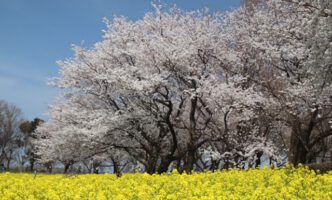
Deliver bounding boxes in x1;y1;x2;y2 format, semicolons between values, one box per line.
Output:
0;167;331;200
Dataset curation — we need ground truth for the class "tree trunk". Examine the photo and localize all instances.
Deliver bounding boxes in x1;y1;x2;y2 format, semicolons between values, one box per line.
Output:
306;162;332;173
111;158;119;174
64;163;71;173
210;160;218;172
30;159;35;172
48;165;53;174
184;150;195;174
255;151;263;168
157;163;169;174
290;140;308;165
157;156;174;174
110;157;122;177
145;155;158;174
175;159;184;173
288;126;308;165
6;159;10;170
184;91;198;174
288;108;319;165
288;129;313;165
43;162;53;173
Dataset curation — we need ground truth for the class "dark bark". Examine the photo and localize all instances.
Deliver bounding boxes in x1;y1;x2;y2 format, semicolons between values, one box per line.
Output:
64;163;71;173
157;155;175;174
110;157;122;177
288;127;308;165
5;149;13;170
306;162;332;173
111;157;119;174
176;159;184;173
146;163;156;175
288;108;319;165
47;166;53;174
30;159;35;172
6;159;10;170
223;160;231;170
255;151;263;168
184;150;195;174
184;83;198;174
210;160;218;172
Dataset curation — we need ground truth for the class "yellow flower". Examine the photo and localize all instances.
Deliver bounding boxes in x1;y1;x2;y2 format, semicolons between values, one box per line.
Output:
0;166;331;200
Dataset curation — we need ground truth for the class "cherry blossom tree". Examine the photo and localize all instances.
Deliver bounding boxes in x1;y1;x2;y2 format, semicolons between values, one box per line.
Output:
36;0;331;173
224;0;332;165
36;4;282;173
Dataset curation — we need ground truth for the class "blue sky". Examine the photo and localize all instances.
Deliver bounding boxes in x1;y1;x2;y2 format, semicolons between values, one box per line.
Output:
0;0;241;120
